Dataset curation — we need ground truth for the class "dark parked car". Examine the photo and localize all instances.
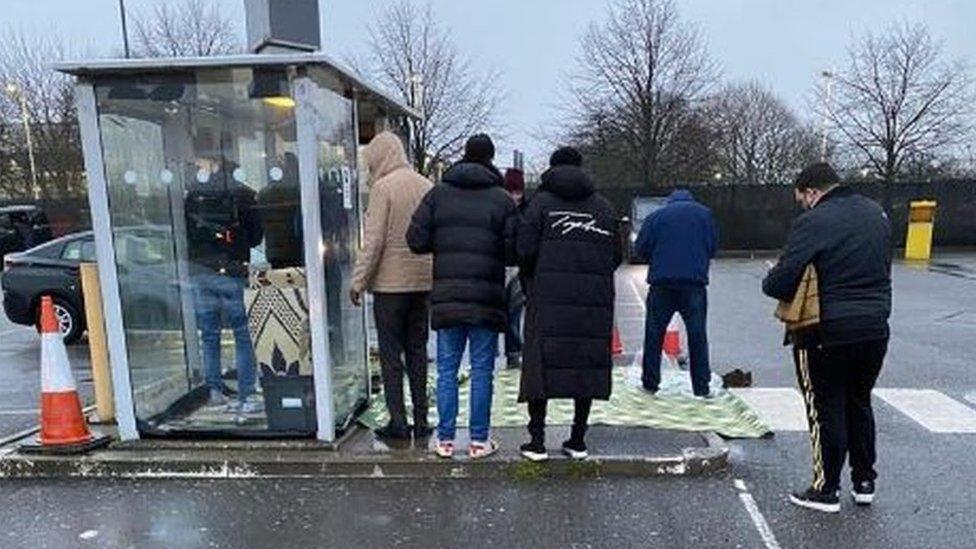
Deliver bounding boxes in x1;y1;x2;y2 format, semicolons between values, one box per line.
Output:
0;205;53;264
2;228;182;344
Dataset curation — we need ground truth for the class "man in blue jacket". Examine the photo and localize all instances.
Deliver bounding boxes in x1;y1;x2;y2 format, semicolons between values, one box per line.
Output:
634;189;718;397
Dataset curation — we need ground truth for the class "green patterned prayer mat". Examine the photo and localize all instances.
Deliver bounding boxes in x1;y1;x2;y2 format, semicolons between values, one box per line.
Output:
358;366;772;439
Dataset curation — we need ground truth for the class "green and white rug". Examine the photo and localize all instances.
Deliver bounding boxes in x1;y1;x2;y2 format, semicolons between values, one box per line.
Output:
359;365;772;439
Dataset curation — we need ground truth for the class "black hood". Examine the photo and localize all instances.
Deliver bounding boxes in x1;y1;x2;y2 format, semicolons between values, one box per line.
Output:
442;162;503;190
540;165;595;201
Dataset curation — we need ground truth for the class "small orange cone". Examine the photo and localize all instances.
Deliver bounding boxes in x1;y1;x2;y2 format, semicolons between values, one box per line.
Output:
662;317;682;359
611;326;624;356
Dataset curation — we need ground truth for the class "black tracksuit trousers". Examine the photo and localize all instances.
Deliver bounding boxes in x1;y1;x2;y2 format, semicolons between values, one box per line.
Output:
373;292;430;429
793;338;888;494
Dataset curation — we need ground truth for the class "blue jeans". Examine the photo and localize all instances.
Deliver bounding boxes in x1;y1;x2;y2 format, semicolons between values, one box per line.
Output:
436;325;498;443
641;285;711;396
504;305;523;357
193;274;256;401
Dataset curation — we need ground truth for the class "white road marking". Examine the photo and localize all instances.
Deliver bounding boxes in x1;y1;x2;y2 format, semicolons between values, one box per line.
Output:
0;327;31;338
730;388;808;431
628;276;646;312
79;530;99;540
734;478;781;549
875;389;976;433
733;387;976;434
0;410;38;416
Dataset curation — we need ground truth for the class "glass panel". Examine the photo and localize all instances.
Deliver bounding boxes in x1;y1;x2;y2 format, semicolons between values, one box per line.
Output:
95;68;315;435
60;240;82;260
306;70;368;427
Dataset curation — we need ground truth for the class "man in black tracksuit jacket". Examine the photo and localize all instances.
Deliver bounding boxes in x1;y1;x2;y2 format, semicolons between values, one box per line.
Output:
763;162;892;513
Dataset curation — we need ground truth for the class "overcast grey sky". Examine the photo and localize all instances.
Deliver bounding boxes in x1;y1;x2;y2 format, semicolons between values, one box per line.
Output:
4;0;975;166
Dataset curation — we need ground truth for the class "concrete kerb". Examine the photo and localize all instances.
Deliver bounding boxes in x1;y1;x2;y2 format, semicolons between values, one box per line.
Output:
0;427;728;480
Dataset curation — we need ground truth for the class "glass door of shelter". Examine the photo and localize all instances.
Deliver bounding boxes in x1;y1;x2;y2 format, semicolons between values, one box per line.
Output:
297;70;369;436
94;68;320;436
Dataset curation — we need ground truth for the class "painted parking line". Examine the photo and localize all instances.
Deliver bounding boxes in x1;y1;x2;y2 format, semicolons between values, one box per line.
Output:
730;388;808;431
734;479;781;549
0;327;33;339
731;387;976;434
875;389;976;434
628;277;646;312
0;410;39;416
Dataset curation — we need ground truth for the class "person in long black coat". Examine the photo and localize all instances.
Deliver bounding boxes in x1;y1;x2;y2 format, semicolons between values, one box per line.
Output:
516;147;622;461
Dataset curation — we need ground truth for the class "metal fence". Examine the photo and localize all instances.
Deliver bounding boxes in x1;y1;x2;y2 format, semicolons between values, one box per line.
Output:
598;180;976;251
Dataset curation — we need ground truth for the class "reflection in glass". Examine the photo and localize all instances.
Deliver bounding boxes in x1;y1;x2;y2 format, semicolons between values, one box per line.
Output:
306;68;369;426
96;69;313;434
93;66;372;437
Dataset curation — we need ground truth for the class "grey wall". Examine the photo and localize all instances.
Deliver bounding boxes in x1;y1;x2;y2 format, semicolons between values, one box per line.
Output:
598;180;976;251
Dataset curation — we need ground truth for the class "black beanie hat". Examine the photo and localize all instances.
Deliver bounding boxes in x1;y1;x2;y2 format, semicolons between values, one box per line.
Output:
550;146;583;167
463;134;495;165
795;162;840;190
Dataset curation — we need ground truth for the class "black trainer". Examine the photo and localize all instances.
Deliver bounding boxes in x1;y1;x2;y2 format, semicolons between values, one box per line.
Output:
640;384;659;396
561;439;588;460
789;486;840;513
374;423;412;440
851;480;875;506
519;441;548;462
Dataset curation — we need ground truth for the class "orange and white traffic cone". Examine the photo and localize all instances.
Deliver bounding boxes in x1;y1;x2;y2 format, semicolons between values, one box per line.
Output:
22;296;110;454
662;316;682;360
611;326;624;356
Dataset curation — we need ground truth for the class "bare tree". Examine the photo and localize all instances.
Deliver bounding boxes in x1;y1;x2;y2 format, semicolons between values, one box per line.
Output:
709;82;820;185
358;1;503;176
132;0;241;58
567;0;719;188
819;22;974;183
0;30;84;200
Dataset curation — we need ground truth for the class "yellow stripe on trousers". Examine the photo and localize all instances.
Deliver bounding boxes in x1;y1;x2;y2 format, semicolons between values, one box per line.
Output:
796;349;826;491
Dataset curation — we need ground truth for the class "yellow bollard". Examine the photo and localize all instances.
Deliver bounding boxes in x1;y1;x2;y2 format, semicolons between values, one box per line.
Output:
905;200;937;261
79;263;115;422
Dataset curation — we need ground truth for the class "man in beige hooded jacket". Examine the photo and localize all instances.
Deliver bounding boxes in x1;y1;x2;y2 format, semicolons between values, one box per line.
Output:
351;131;434;440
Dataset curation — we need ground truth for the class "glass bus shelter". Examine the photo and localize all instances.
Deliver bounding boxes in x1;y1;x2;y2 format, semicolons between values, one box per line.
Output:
54;54;418;442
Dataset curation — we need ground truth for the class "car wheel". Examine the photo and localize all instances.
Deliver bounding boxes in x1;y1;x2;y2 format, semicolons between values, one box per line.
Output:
45;298;84;345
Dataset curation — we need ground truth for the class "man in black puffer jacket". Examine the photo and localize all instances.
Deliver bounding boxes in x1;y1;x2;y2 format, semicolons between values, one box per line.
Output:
407;135;517;459
763;162;892;513
516;147;622;462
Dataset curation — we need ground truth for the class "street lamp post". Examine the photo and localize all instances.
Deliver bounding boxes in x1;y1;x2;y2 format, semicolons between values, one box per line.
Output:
407;73;425;116
4;82;40;201
119;0;131;59
820;69;835;162
406;73;425;172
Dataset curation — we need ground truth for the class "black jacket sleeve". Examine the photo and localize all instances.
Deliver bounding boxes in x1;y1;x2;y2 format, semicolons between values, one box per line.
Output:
240;196;264;248
611;216;623;270
516;195;544;277
503;198;519;267
762;214;820;301
406;187;436;254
